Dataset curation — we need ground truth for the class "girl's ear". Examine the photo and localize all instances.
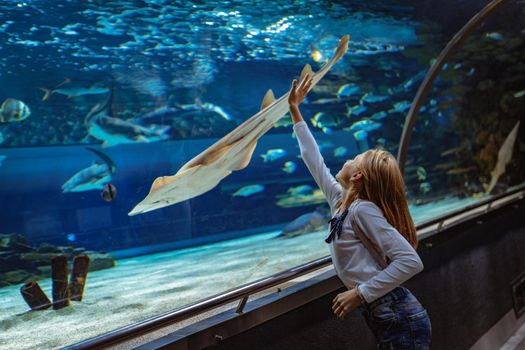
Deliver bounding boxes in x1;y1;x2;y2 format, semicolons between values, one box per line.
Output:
350;170;362;181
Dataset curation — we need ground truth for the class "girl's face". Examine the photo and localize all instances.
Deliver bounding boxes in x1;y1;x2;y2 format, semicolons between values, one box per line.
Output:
336;154;363;189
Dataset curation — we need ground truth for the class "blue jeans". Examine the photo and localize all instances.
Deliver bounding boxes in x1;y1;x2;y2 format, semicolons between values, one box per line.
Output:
359;286;432;349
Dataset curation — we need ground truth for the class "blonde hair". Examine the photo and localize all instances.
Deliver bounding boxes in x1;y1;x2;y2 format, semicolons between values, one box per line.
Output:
335;149;418;249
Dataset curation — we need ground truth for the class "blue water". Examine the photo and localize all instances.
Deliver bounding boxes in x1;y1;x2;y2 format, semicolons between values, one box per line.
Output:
1;0;524;348
0;0;522;253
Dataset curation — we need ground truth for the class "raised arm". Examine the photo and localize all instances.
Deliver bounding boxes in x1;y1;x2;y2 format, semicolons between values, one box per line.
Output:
353;200;424;303
289;75;343;210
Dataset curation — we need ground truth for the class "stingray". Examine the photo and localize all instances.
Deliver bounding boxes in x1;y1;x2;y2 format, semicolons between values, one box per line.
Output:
128;35;350;216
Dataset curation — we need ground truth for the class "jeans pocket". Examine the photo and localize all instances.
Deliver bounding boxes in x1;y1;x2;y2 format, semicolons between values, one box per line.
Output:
369;304;398;343
371;303;396;323
407;309;432;349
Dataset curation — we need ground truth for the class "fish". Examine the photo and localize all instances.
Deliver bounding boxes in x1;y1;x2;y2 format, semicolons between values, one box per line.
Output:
282;161;297;174
177;98;233;121
485;121;520;193
347;104;367;117
273;114;293;128
485;32;503;41
128;35;349;215
337;83;360;98
233;184;265;197
287;184;314;196
61;147;116;193
514;90;525;98
275;211;327;238
101;183;117;202
346;119;382;132
310;112;339;129
39;78;110;101
66;233;76;242
360;92;388;104
419;182;431;194
416;166;427;181
85;88;171;147
333;146;348;157
389;100;411;113
371;111;388;120
353;130;369;152
261;148;286;162
276;189;326;208
311;49;324;62
0;98;31;123
308;97;341;105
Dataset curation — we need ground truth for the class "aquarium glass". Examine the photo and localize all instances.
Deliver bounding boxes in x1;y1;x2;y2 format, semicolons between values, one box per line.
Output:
0;0;524;348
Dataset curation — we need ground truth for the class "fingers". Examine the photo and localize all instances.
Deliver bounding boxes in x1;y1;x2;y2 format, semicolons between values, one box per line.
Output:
298;74;313;94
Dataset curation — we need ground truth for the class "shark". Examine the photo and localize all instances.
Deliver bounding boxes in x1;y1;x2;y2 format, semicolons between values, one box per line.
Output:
62;147;116;192
128;35;350;216
485;120;520;194
85;89;171;148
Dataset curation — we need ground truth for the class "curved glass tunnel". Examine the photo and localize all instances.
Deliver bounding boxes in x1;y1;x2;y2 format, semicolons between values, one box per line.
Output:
0;0;524;348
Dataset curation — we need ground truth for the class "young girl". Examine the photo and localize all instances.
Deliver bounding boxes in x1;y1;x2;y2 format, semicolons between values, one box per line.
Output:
288;74;432;349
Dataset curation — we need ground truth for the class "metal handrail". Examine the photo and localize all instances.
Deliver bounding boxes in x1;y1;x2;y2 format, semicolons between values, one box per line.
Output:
396;0;510;172
65;183;525;350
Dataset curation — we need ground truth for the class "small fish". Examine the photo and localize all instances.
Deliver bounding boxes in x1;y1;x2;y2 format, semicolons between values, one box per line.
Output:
39;78;110;101
282;161;297;174
178;98;232;121
333;146;348;157
0;98;31;123
416;166;427;181
467;68;475;76
347;119;382;132
311;49;324;62
273;114;293;128
353;130;369;152
0;155;6;166
360;92;388;104
485;32;503;41
514;90;525;98
309;97;341;105
337;83;361;98
347;105;367;116
276;189;326;208
419;182;431;194
233;184;265;197
389;100;411;113
101;183;117;202
321;127;332;134
287;184;314;196
66;233;76;242
261;148;286;162
371;111;387;120
318;140;335;151
311;112;339;129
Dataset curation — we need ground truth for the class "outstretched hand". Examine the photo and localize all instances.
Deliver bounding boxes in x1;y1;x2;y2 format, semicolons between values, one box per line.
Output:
288;73;313;108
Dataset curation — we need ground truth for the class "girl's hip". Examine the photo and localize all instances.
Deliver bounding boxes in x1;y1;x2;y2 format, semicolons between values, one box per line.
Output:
359;286;432;350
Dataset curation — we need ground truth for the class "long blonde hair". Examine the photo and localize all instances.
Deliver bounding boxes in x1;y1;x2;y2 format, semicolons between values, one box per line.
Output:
335;149;418;249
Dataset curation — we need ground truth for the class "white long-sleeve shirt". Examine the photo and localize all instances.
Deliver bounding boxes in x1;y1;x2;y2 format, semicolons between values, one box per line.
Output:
293;120;424;303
